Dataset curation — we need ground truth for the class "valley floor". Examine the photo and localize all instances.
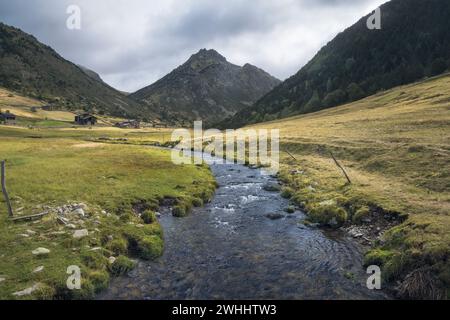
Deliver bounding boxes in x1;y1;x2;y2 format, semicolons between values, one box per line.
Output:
0;126;216;299
248;73;450;299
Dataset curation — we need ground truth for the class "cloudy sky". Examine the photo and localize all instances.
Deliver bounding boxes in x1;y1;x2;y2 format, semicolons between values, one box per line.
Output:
0;0;387;92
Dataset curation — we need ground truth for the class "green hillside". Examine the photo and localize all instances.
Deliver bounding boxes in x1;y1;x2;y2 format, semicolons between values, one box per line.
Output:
223;0;450;128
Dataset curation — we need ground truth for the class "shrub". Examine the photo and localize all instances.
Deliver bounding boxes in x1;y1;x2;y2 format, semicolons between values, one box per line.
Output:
33;283;56;300
364;249;395;267
308;204;348;228
109;256;136;276
119;212;134;223
81;251;108;269
88;270;110;293
172;205;187;217
141;210;157;224
353;206;371;224
172;200;192;217
106;238;128;255
281;187;294;199
70;279;95;300
192;197;204;207
137;235;163;260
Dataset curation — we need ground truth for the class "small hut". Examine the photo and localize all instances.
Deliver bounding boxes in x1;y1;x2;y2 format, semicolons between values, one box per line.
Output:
75;113;97;125
0;111;16;123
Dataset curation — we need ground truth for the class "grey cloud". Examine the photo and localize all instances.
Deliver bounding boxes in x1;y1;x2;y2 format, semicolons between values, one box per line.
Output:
0;0;387;92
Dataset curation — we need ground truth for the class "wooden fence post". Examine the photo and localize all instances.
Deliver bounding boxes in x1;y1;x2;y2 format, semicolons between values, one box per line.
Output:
329;152;352;184
285;149;298;161
1;160;14;217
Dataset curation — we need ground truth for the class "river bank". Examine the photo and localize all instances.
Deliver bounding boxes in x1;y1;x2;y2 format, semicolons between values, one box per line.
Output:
99;153;388;300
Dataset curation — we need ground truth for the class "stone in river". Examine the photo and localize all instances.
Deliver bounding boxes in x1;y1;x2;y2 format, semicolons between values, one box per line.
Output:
265;213;285;220
263;182;281;192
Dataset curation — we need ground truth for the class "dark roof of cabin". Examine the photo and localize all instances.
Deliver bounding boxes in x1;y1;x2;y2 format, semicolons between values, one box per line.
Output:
76;113;97;120
0;112;16;118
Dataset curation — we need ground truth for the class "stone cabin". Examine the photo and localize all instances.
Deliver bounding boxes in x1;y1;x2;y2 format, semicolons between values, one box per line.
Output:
74;113;97;125
0;111;16;123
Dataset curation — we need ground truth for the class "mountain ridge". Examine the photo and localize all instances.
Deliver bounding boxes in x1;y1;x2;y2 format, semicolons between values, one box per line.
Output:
130;49;281;125
220;0;450;128
0;22;150;119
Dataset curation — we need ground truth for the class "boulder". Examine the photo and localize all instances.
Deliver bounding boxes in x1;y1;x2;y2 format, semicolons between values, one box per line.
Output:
71;208;85;217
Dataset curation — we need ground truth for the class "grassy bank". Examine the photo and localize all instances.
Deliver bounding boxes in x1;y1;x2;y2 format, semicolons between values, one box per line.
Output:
0;126;216;299
248;74;450;299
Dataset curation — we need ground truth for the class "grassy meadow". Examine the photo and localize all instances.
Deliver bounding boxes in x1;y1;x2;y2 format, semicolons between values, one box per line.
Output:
0;90;216;299
248;73;450;298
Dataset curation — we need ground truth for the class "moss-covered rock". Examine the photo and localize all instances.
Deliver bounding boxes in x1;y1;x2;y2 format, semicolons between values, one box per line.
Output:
285;206;296;214
308;204;348;228
137;235;164;260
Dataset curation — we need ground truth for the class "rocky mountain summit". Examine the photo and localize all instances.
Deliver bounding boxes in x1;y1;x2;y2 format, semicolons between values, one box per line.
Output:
131;49;281;125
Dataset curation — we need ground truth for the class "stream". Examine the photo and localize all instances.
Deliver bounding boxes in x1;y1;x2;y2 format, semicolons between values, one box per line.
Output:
99;153;387;300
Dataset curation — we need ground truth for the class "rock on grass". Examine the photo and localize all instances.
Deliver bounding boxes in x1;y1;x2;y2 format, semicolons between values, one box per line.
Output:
32;248;50;256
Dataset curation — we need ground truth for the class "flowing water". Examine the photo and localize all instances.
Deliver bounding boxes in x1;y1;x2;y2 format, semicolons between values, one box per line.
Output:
99;154;387;300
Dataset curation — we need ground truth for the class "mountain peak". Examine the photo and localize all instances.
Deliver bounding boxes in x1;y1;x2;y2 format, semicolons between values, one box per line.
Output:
131;49;280;125
190;49;227;62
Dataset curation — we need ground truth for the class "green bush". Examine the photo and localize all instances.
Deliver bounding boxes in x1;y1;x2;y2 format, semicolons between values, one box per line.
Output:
106;238;128;255
192;197;204;207
33;283;56;300
172;200;192;217
308;204;348;228
141;210;157;224
353;206;371;224
81;251;108;269
137;235;164;260
88;270;110;293
364;249;395;267
109;256;136;276
69;279;95;300
281;187;294;199
172;205;187;217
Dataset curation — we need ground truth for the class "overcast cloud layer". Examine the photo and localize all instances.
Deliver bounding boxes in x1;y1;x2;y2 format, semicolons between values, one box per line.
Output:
0;0;387;92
